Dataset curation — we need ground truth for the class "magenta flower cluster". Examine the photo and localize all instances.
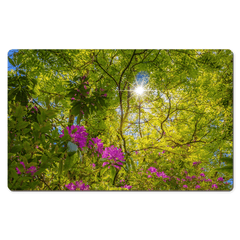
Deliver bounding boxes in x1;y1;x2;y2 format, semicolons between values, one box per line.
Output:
16;162;37;176
65;181;89;191
89;137;104;155
146;167;170;181
212;184;218;189
121;185;132;190
193;161;201;166
102;145;125;170
60;125;88;150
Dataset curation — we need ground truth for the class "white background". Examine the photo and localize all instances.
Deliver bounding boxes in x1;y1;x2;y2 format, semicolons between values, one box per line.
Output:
0;1;239;240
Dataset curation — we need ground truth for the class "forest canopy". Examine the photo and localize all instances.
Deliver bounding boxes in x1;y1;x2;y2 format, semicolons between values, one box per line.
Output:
8;49;233;191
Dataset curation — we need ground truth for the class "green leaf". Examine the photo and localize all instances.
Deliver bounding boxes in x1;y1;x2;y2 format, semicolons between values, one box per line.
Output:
35;168;47;176
45;96;50;107
220;157;233;165
55;96;60;105
37;114;43;124
11;145;22;153
33;130;39;139
110;166;116;184
77;114;81;124
41;134;46;144
33;122;40;131
64;155;75;171
27;162;38;167
9;167;19;179
23;141;31;151
41;123;52;133
17;163;25;173
8;57;15;67
71;102;81;115
47;109;57;120
42;155;48;163
14;105;25;118
17;54;23;65
41;110;47;121
58;160;63;175
215;165;233;174
130;157;136;172
23;128;31;134
52;128;59;138
25;153;31;160
67;141;78;153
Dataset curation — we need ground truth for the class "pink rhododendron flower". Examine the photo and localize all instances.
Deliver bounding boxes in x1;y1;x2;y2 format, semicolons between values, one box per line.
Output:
75;181;89;190
71;97;75;100
148;167;157;173
26;166;37;176
16;162;25;174
84;85;87;90
89;137;104;154
217;177;224;181
102;94;107;97
156;171;169;179
60;125;88;150
195;185;201;189
183;185;188;188
112;164;121;170
65;183;76;190
212;184;218;189
102;162;109;167
186;176;192;181
102;145;125;170
200;173;205;177
65;181;89;191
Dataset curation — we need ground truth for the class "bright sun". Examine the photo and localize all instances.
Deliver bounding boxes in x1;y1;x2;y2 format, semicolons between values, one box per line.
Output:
135;86;144;95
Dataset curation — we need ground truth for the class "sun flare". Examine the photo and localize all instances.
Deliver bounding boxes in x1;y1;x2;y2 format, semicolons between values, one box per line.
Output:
135;86;144;95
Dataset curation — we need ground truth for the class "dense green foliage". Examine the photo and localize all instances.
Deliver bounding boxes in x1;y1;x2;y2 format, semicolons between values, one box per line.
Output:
8;49;233;190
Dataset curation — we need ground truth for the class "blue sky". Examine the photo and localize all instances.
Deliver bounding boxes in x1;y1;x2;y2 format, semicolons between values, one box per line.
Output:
8;49;18;71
